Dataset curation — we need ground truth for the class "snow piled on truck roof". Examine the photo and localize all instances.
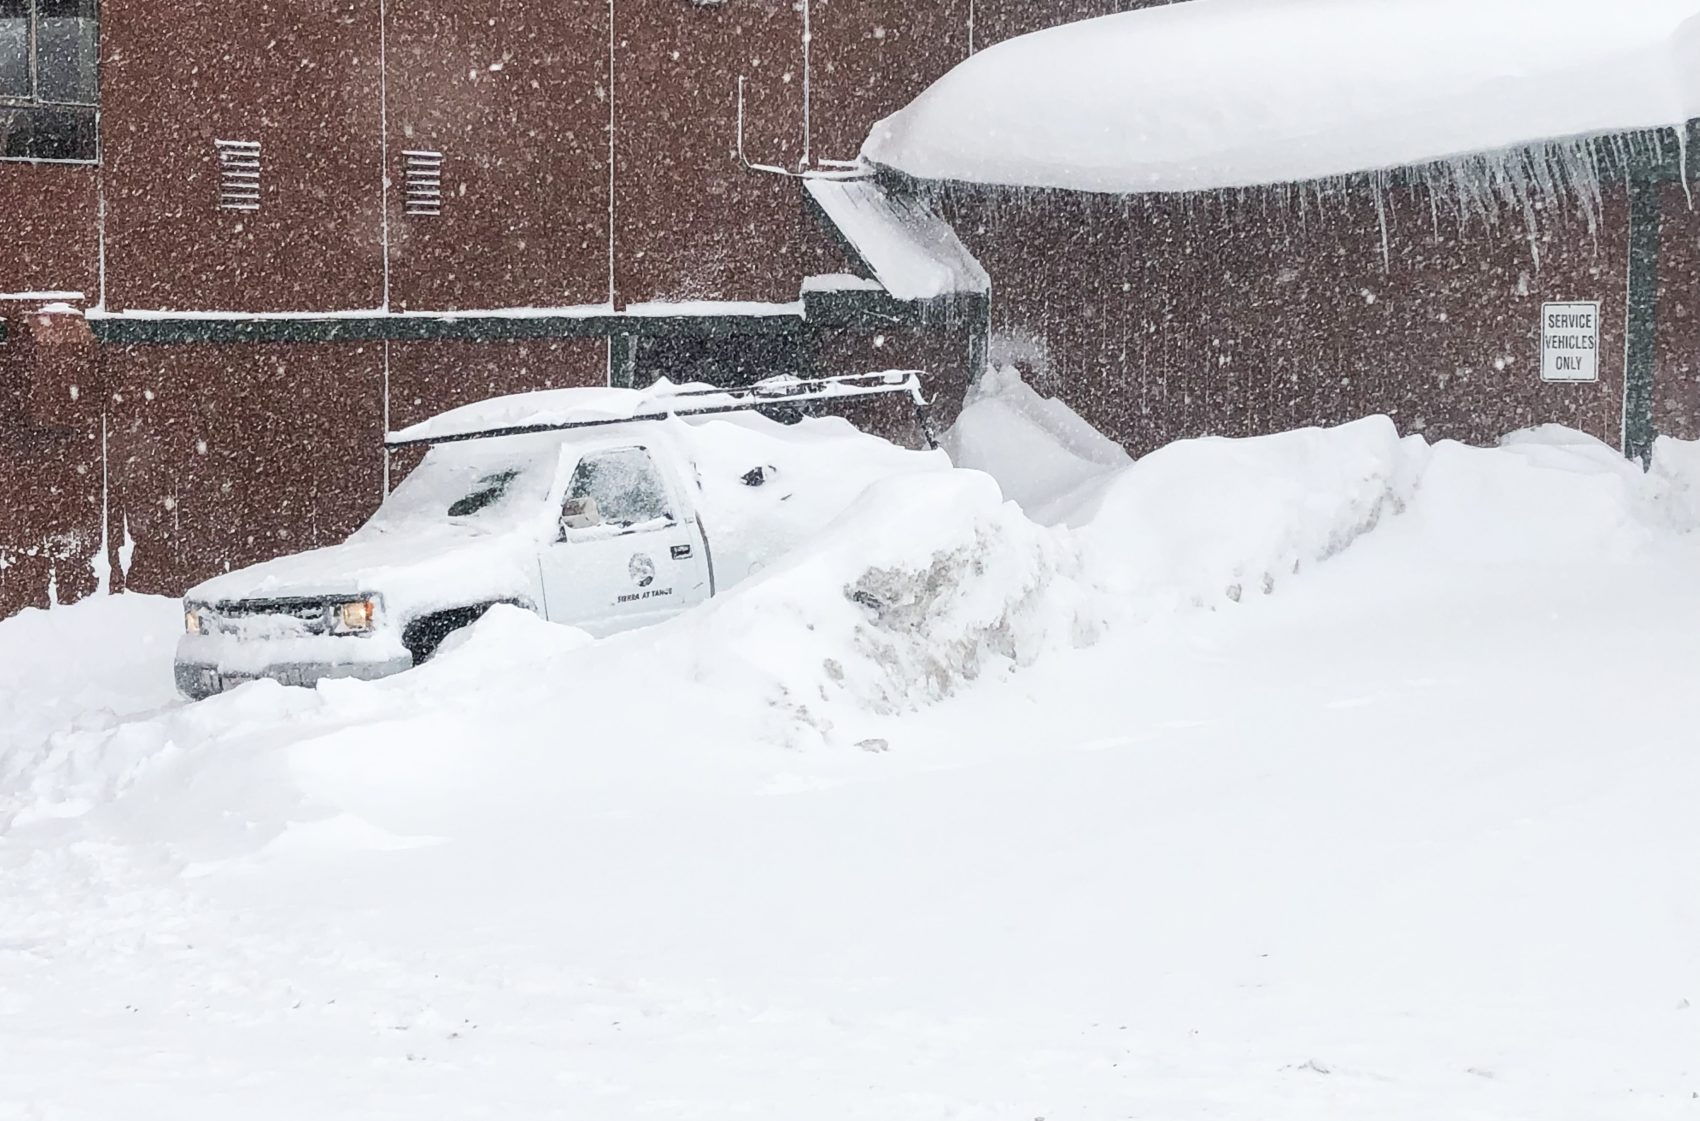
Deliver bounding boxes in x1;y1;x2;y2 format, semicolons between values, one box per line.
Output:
387;373;928;447
863;0;1700;194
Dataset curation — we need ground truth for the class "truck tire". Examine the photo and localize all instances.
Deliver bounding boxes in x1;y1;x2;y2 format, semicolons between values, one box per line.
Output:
401;604;498;665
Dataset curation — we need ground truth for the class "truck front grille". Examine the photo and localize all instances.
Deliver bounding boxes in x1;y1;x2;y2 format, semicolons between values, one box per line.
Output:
207;598;330;637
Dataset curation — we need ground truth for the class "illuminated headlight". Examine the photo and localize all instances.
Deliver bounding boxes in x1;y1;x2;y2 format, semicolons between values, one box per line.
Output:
329;598;379;634
184;605;207;635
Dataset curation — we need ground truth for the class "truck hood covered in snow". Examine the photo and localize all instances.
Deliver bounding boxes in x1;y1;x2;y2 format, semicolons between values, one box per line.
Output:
864;0;1700;194
184;529;545;621
187;434;564;619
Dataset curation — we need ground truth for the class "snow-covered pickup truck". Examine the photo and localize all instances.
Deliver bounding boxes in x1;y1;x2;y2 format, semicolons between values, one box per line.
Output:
175;373;941;700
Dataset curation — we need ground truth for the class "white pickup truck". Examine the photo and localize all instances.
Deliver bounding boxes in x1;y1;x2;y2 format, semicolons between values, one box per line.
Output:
174;373;940;700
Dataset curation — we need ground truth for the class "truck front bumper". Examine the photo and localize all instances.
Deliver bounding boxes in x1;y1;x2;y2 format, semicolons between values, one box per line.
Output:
174;634;414;701
174;657;415;700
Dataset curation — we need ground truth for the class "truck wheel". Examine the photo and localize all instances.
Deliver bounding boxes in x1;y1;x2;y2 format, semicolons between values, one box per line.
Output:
402;604;496;665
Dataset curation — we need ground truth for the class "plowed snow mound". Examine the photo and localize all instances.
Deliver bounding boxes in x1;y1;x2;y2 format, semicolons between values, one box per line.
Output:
6;412;1694;825
944;365;1131;519
654;470;1099;724
1651;433;1700;532
0;595;181;826
1059;416;1427;612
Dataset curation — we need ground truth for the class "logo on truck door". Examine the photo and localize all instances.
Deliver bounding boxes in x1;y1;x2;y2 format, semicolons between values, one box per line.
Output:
617;553;673;605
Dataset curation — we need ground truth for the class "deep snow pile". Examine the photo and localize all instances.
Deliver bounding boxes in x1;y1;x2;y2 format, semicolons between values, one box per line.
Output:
864;0;1700;194
0;594;181;826
4;403;1700;1120
1650;431;1700;531
943;364;1132;520
686;412;949;584
664;469;1095;726
1061;416;1426;612
8;398;1698;824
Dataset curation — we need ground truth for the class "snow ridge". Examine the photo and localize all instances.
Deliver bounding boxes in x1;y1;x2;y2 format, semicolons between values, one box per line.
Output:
6;403;1700;826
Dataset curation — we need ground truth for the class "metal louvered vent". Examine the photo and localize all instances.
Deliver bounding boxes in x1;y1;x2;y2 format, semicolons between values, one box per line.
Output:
215;139;262;211
402;149;443;217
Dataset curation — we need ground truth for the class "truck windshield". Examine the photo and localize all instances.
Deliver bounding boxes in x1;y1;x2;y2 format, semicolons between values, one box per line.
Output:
354;433;561;540
448;470;520;518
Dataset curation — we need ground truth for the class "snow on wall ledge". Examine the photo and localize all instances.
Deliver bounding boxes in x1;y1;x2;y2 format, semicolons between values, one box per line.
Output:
863;0;1700;195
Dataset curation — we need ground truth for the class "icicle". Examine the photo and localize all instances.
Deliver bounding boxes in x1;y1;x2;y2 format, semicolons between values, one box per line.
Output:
1678;124;1694;209
1371;171;1391;273
119;515;136;581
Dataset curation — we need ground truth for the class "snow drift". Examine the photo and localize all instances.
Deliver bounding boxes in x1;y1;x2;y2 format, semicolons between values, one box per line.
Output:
864;0;1700;194
943;364;1132;521
8;390;1700;1121
1062;417;1426;612
8;399;1700;824
657;469;1097;727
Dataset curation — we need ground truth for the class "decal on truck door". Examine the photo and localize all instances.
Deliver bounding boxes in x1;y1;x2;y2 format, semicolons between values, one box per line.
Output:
618;552;673;605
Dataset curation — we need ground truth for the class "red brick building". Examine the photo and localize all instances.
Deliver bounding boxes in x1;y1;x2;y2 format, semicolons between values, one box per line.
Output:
10;0;1694;622
5;0;1149;617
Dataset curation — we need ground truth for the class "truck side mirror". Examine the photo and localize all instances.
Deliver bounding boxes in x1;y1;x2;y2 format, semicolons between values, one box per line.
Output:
559;495;602;536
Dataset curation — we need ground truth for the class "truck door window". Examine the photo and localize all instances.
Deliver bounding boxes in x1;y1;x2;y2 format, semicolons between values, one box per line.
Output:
562;447;674;534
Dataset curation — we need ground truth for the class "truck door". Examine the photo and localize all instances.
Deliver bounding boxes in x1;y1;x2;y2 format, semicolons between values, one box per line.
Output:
538;445;711;636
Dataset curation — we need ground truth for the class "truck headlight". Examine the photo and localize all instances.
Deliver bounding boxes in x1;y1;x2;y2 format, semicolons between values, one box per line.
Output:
330;598;378;634
184;605;206;635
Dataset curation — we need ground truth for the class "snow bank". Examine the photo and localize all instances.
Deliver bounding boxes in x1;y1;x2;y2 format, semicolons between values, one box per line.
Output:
687;413;949;585
657;470;1096;730
1062;416;1426;611
0;595;183;827
864;0;1700;194
943;365;1130;521
11;405;1698;824
1650;434;1700;531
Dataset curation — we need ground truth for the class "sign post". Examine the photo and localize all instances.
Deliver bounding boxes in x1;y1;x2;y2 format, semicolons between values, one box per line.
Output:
1540;301;1600;383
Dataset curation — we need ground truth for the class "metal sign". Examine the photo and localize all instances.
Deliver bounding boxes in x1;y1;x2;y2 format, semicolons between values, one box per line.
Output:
1541;301;1600;383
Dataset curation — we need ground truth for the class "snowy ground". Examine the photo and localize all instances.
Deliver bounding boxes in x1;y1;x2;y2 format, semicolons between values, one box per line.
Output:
3;383;1699;1120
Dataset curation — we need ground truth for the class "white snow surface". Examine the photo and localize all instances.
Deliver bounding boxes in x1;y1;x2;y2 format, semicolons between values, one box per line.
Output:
5;396;1700;1119
945;364;1133;519
864;0;1700;193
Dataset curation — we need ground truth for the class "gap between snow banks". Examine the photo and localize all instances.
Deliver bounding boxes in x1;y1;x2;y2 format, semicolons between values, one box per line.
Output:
4;389;1700;828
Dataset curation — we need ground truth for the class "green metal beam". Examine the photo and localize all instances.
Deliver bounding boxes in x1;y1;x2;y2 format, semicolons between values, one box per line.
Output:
87;308;809;347
81;287;944;347
608;333;637;389
800;286;931;327
1623;170;1662;466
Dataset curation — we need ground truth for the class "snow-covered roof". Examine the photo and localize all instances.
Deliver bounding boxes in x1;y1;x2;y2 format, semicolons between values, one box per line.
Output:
805;176;989;299
862;0;1700;195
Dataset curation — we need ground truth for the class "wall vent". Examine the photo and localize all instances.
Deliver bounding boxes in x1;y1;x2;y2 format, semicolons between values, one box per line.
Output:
402;150;444;217
215;139;262;211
